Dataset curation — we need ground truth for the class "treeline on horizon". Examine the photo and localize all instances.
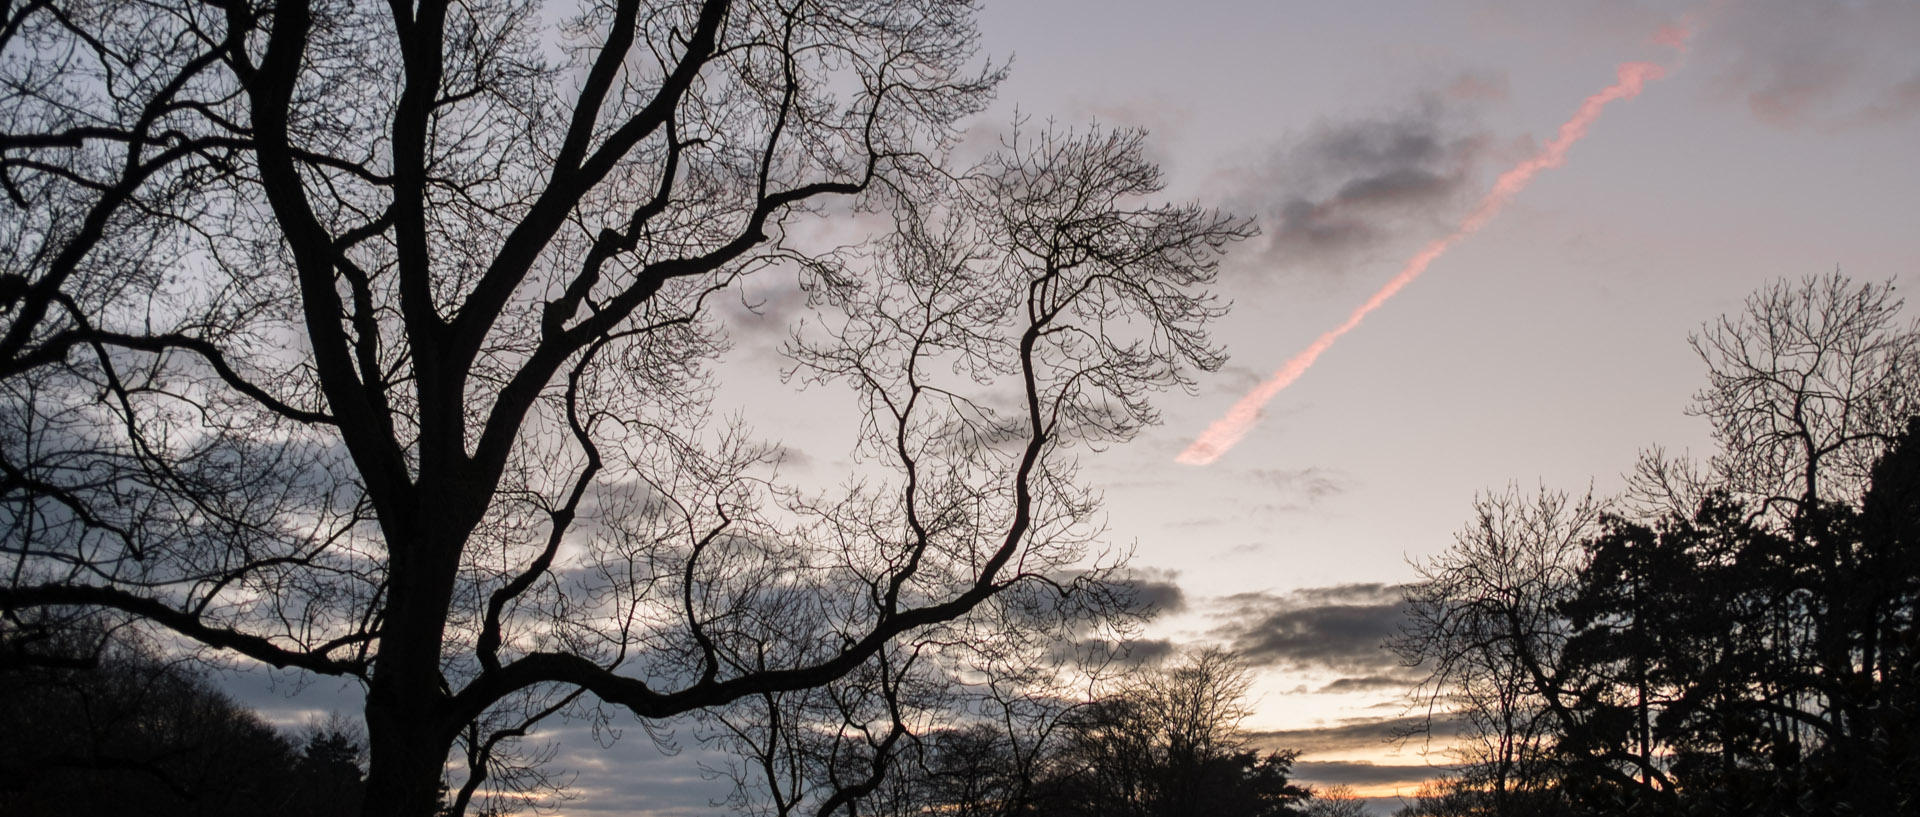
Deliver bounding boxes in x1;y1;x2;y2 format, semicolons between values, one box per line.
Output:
1391;272;1920;817
4;632;1357;817
0;630;367;816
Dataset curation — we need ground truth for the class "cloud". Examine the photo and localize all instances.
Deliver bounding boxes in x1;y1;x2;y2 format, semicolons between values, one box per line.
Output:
1123;567;1189;616
719;267;810;344
768;442;814;470
1227;91;1492;276
217;663;368;729
1846;71;1920;128
1697;0;1920;129
541;720;738;817
1251;467;1350;510
1070;636;1178;668
1248;713;1458;756
1468;1;1920;130
214;664;737;816
1315;674;1419;695
995;566;1187;641
1210;583;1408;671
1446;72;1510;104
1293;760;1448;787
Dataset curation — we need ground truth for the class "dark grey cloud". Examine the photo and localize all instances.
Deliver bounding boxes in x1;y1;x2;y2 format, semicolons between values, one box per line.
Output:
1123;567;1189;616
1071;636;1178;668
580;476;668;523
1228;92;1492;275
542;720;737;817
220;664;727;815
1248;713;1457;756
217;663;367;729
216;664;759;816
1285;583;1403;608
1211;583;1408;672
1315;674;1419;695
1293;760;1448;788
1025;571;1185;663
997;567;1186;641
767;442;814;471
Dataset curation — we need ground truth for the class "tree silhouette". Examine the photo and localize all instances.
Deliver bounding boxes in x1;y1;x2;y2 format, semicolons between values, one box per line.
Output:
0;626;365;817
1392;486;1622;815
296;714;371;817
1398;274;1920;817
0;2;1250;814
712;645;1312;817
1301;784;1367;817
1634;272;1920;520
1040;648;1310;817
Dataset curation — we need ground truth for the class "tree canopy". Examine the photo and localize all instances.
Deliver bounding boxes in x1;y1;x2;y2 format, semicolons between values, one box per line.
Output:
1395;273;1920;817
0;0;1250;814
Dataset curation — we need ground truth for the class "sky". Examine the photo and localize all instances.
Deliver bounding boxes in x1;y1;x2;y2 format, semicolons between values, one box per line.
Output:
972;0;1920;801
225;1;1920;813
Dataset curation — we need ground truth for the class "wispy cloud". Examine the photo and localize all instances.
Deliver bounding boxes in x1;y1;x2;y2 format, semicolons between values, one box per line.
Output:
1251;467;1351;510
1124;567;1190;616
1446;72;1511;104
1702;0;1920;130
1226;88;1496;276
1293;760;1448;788
1248;713;1456;756
1069;636;1179;668
1210;583;1408;672
544;723;735;817
1315;674;1418;695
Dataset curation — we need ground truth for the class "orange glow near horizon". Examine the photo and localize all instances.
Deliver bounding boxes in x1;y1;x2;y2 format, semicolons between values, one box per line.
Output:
1177;55;1680;466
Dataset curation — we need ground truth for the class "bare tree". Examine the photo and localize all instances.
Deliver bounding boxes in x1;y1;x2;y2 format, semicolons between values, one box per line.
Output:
1046;646;1308;817
704;640;935;817
1399;274;1920;816
1391;486;1663;815
1647;272;1920;521
0;2;1250;815
1301;784;1367;817
698;126;1224;817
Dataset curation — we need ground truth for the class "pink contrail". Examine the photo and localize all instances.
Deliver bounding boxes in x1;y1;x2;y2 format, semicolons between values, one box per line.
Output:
1177;59;1675;466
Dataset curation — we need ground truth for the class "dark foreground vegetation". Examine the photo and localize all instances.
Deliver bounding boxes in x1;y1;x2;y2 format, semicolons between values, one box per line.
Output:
0;631;366;816
1394;273;1920;817
707;646;1315;817
4;634;1332;817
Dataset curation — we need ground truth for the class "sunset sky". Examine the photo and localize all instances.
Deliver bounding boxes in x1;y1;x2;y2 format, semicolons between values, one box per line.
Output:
224;1;1920;813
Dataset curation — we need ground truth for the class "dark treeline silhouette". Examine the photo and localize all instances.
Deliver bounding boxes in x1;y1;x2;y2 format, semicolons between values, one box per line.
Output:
1394;273;1920;817
0;626;367;817
714;646;1313;817
3;632;1320;817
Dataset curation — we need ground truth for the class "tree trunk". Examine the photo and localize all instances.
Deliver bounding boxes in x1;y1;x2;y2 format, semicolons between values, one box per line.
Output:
362;608;457;817
363;704;454;817
359;517;466;817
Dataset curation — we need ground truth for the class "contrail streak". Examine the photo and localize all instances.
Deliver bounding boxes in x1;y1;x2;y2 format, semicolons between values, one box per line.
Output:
1177;60;1671;466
